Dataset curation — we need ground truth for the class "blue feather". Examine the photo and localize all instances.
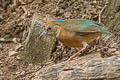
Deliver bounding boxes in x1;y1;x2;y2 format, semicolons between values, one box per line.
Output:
64;19;112;35
53;19;65;22
72;19;112;34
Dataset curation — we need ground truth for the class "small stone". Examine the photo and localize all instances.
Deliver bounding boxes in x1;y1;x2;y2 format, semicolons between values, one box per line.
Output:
0;38;5;41
114;51;120;54
20;71;25;75
16;56;21;60
16;71;21;75
18;22;23;26
59;9;64;14
0;15;3;20
111;43;118;48
12;38;20;43
12;38;18;43
93;1;97;4
8;51;18;56
0;61;2;64
64;12;72;18
108;48;116;52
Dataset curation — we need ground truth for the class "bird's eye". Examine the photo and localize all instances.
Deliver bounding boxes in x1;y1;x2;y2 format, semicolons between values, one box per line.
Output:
48;27;52;30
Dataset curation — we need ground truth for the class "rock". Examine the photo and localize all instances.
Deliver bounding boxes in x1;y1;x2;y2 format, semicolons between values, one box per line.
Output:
32;56;120;80
24;14;56;64
12;38;20;43
8;51;18;56
64;12;72;18
111;43;118;48
108;48;116;52
0;15;3;21
0;38;5;41
114;51;120;54
16;56;21;60
93;1;97;4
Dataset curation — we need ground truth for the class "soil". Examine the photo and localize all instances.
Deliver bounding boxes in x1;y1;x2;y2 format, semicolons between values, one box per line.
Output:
0;0;120;80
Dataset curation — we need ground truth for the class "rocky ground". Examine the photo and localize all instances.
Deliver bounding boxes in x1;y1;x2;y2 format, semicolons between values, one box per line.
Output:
0;0;120;80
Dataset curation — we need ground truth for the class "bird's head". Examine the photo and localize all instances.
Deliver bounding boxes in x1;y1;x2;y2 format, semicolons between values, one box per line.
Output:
40;19;65;37
45;22;60;37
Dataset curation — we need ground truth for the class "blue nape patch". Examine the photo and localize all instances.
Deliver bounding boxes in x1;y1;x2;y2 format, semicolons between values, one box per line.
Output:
53;19;65;22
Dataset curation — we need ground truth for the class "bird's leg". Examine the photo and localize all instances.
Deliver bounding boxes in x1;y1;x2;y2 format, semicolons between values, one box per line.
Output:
81;39;99;54
80;42;89;53
65;42;89;62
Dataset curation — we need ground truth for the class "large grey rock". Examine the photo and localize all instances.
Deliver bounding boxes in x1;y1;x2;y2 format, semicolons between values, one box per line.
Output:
24;15;56;64
32;56;120;80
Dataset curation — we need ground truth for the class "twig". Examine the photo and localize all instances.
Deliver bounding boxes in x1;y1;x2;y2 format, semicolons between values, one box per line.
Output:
99;5;107;23
21;6;29;19
0;40;13;43
57;0;62;5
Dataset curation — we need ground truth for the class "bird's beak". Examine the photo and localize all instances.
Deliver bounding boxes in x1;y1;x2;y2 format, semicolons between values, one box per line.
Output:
40;31;47;38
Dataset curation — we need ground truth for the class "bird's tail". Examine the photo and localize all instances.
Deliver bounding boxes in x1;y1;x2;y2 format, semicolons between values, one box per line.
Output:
98;25;112;35
94;22;112;35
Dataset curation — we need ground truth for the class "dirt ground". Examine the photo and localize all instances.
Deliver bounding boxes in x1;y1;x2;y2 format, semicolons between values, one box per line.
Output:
0;0;120;80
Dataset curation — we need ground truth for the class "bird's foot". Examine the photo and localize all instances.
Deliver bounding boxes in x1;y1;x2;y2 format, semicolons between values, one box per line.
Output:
64;43;90;63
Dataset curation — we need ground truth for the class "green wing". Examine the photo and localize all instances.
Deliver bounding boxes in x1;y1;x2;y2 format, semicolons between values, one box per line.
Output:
63;19;111;34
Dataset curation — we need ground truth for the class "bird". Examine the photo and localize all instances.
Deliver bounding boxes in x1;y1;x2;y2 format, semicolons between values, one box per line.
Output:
40;19;111;62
